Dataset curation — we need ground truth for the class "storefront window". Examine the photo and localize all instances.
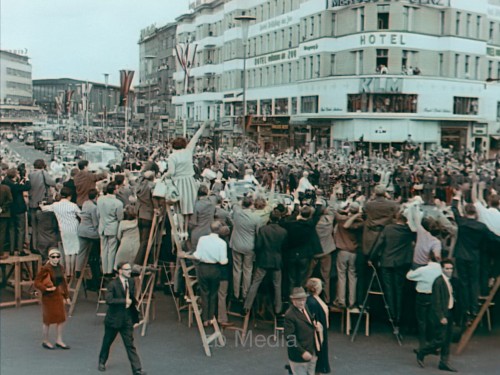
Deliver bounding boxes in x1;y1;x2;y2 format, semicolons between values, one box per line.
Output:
453;97;478;115
301;95;319;113
247;100;257;115
260;99;272;115
291;97;298;114
275;98;289;115
347;94;417;113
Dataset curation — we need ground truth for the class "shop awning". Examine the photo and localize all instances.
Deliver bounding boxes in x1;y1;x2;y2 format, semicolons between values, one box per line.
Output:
490;135;500;140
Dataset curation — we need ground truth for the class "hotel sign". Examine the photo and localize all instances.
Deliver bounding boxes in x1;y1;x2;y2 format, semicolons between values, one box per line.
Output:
254;49;297;66
329;0;448;7
360;33;406;46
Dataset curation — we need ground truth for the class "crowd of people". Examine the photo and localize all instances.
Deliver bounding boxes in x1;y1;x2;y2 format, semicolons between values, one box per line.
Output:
1;129;499;375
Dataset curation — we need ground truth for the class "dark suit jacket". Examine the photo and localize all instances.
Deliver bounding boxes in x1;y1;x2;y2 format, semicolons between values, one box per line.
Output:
254;223;288;269
2;177;30;214
0;184;13;218
362;197;399;255
281;205;323;260
284;305;317;362
105;277;139;329
370;223;416;267
431;275;452;324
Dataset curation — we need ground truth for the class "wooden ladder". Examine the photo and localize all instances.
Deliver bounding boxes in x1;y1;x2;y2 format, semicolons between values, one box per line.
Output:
456;276;500;354
166;202;225;356
95;275;108;317
68;254;90;317
135;211;164;336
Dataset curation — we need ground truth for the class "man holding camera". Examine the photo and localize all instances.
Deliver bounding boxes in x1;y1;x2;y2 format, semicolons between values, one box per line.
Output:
28;159;56;251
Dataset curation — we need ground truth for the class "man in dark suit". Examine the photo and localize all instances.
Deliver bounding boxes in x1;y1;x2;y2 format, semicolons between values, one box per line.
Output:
98;262;146;375
281;199;323;294
244;209;288;314
416;259;458;372
284;287;321;375
359;185;399;303
369;211;416;329
0;182;13;259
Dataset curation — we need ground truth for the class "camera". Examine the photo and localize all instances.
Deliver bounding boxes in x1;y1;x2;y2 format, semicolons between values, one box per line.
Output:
17;163;26;179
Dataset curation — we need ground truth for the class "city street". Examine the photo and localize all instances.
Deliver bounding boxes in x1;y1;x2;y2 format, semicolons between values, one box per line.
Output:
1;289;499;375
3;140;50;166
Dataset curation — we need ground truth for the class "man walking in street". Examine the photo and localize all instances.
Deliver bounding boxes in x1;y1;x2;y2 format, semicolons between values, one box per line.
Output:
416;259;458;372
98;261;146;375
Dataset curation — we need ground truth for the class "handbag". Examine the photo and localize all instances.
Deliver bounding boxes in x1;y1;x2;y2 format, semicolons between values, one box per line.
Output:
153;175;180;203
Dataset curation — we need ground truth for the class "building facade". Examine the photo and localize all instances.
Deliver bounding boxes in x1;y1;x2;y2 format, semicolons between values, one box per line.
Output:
0;50;33;105
33;78;128;126
172;0;500;156
138;22;177;140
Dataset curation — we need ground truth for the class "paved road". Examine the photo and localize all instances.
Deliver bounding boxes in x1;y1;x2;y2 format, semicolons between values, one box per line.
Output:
1;289;498;375
3;139;51;166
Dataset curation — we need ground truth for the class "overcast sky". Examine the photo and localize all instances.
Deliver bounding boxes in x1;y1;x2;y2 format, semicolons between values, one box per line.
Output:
0;0;190;86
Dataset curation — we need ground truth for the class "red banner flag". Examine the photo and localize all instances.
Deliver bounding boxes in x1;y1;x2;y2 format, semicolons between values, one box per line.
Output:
119;70;134;107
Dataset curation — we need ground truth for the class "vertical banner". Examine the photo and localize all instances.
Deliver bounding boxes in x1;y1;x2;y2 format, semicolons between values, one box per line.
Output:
119;70;134;107
65;89;74;115
55;95;63;116
80;82;93;113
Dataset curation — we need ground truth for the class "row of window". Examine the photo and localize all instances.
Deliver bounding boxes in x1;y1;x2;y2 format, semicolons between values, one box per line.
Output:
181;4;499;56
6;81;31;91
218;95;484;116
6;67;31;79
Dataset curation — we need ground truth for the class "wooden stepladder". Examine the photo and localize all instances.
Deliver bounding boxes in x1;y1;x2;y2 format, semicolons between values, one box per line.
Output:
456;277;500;354
165;202;225;357
135;210;165;336
68;254;90;316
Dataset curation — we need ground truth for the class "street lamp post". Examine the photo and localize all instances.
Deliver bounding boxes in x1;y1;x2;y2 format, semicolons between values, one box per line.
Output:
234;13;256;141
103;73;109;141
144;55;156;149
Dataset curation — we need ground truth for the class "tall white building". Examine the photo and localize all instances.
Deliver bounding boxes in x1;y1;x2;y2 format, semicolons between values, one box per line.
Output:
0;50;33;105
172;0;500;156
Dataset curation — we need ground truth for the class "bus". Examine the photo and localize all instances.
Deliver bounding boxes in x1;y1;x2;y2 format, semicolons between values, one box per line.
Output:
75;142;122;171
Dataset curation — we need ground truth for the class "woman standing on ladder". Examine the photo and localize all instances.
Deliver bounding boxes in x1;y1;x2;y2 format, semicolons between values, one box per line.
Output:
165;122;207;234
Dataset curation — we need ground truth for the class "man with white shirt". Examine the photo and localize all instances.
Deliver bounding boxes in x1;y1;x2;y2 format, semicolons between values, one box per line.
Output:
415;259;458;372
407;254;443;353
193;220;229;327
297;171;314;198
98;262;145;375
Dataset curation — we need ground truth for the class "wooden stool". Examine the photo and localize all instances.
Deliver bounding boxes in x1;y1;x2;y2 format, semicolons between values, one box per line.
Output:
346;307;370;336
329;306;345;333
0;254;42;308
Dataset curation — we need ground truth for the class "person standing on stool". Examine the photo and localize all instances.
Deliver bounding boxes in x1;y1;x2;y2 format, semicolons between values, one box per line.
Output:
191;221;229;327
98;261;146;375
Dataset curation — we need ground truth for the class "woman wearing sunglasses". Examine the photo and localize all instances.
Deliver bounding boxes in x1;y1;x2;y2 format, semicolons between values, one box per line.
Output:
34;248;71;350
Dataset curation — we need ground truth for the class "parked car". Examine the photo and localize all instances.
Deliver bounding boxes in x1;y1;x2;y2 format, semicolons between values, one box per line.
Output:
5;133;14;142
25;134;35;145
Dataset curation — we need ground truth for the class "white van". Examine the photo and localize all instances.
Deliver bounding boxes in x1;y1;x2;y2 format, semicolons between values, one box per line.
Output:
75;142;122;171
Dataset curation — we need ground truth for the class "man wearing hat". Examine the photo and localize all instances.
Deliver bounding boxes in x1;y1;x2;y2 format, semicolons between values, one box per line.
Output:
284;287;321;375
